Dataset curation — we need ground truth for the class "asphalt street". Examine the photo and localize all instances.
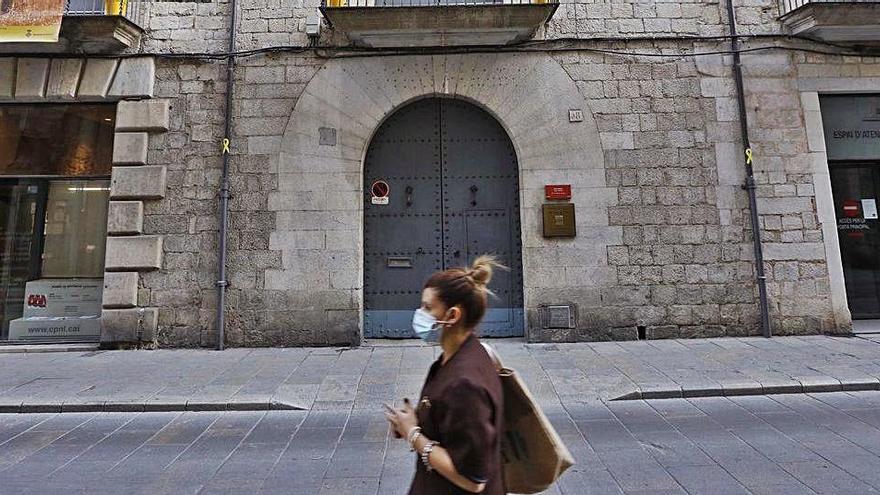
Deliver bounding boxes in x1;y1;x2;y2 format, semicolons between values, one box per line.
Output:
2;392;880;494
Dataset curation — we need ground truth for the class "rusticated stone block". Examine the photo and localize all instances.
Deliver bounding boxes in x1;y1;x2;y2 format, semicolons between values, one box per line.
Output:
108;57;155;98
107;201;144;235
110;166;167;199
103;272;139;308
116;100;171;132
14;58;49;99
112;132;149;165
0;59;14;98
101;307;158;344
47;59;83;99
105;236;163;271
78;59;118;99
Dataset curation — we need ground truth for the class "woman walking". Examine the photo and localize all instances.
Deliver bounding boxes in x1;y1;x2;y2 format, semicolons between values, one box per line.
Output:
385;255;505;494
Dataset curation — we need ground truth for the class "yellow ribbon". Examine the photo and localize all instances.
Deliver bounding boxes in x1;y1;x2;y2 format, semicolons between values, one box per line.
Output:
745;148;753;165
221;138;230;155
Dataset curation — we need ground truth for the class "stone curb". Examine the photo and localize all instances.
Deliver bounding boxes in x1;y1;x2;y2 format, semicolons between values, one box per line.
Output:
0;401;305;413
611;379;880;401
0;344;100;354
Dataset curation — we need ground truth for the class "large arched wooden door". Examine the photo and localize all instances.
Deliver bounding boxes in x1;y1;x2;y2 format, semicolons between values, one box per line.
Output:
363;98;524;338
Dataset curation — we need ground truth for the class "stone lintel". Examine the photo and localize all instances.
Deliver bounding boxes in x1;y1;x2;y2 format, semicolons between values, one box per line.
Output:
78;59;118;99
46;59;83;99
14;58;50;100
108;57;155;99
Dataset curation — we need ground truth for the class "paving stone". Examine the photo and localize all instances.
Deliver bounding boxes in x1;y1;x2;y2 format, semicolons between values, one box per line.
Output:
283;427;342;461
576;419;641;452
243;410;306;444
600;448;683;492
318;477;380;495
779;460;879;494
326;441;385;478
666;464;751;495
720;460;808;489
635;430;717;468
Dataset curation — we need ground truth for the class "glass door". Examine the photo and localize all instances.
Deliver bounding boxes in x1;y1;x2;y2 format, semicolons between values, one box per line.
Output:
0;179;46;339
830;162;880;319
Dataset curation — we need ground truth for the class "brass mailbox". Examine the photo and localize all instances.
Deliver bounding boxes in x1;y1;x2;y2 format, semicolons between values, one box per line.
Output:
542;203;576;238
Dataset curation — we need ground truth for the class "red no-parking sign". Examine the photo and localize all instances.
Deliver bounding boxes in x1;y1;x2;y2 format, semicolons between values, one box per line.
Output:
843;199;861;218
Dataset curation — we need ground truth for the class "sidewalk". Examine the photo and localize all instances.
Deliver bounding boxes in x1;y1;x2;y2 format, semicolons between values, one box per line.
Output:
2;335;880;413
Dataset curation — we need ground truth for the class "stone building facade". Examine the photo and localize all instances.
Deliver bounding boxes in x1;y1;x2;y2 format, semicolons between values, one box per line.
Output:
2;0;877;347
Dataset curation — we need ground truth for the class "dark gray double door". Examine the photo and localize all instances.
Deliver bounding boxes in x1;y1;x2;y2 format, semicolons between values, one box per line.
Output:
363;98;524;338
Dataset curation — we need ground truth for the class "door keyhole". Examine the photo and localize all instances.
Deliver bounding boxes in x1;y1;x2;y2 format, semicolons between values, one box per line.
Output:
405;186;413;207
469;185;478;207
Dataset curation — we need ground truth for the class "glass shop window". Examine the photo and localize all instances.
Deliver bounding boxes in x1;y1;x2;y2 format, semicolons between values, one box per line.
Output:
0;104;115;342
42;180;111;278
0;105;114;177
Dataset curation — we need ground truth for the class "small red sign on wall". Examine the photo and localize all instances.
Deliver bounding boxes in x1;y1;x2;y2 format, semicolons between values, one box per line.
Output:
843;199;861;218
545;184;572;200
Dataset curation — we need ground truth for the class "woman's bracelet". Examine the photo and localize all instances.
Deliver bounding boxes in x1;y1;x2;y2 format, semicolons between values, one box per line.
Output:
420;441;437;472
407;426;422;451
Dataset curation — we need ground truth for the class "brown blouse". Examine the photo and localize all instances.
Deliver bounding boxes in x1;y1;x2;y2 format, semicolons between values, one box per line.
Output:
408;334;505;495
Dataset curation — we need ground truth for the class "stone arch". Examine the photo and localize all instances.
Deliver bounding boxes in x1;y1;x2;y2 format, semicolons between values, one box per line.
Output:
272;53;611;344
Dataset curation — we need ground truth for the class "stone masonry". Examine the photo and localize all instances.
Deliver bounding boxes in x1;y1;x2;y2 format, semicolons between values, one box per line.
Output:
2;0;872;346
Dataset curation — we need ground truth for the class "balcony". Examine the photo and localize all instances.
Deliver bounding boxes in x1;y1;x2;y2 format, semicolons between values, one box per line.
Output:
320;0;558;48
0;0;143;53
61;0;144;51
779;0;880;42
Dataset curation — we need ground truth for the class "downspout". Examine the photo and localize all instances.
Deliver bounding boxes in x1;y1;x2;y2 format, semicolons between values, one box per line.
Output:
216;0;238;350
725;0;772;337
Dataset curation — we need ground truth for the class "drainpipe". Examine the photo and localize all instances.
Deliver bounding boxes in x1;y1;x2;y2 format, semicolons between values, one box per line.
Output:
216;0;238;350
725;0;772;338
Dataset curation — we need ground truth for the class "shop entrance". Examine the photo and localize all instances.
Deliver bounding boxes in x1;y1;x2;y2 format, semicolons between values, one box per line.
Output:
363;98;524;338
0;104;114;342
0;180;46;336
830;163;880;319
821;95;880;330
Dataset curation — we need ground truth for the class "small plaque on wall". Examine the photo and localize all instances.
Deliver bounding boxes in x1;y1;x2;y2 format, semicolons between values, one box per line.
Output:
542;203;576;238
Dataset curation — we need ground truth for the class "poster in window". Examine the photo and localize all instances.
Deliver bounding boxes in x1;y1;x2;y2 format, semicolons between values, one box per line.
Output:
0;0;64;43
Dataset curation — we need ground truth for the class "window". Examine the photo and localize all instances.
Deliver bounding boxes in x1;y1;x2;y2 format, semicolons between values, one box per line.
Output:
0;104;114;342
0;104;114;177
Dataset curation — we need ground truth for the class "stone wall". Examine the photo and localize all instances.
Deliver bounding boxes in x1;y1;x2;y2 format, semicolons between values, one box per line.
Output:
143;55;323;347
6;0;870;346
140;44;859;346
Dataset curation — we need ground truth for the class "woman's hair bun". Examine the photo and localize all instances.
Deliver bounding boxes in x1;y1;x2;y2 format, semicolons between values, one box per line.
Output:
468;255;504;288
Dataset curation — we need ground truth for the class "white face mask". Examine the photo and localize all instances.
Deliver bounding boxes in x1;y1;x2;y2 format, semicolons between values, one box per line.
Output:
412;308;448;343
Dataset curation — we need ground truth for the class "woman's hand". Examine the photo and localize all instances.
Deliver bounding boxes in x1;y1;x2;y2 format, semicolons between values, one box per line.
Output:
384;398;418;440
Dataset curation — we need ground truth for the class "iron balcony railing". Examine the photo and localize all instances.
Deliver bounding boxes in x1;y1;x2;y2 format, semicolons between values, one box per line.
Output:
323;0;551;7
64;0;142;22
780;0;880;16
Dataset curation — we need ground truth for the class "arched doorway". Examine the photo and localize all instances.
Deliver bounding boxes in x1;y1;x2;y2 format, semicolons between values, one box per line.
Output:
363;98;524;338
